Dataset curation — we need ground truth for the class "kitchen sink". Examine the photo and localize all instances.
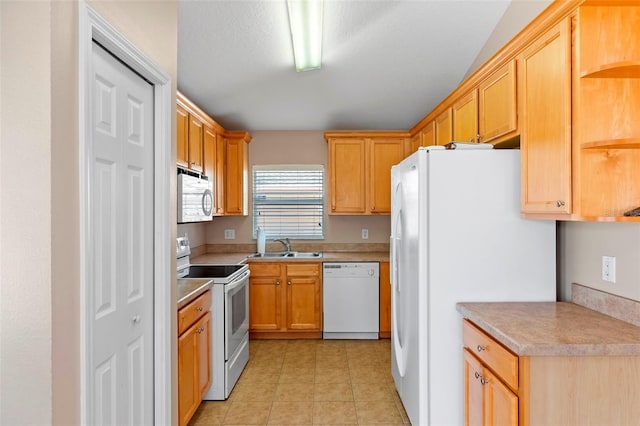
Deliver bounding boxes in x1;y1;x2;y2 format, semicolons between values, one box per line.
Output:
247;251;323;259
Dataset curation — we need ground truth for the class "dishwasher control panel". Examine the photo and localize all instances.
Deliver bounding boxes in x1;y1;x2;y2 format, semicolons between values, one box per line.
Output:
323;262;379;278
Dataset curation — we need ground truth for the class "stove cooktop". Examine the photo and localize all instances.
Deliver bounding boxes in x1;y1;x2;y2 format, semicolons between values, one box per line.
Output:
185;264;246;279
179;263;249;284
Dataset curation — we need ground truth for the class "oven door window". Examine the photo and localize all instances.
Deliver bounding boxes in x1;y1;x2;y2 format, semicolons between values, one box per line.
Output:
225;277;249;360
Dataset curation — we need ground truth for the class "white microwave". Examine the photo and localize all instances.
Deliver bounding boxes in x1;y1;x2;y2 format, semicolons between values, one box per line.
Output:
177;169;213;223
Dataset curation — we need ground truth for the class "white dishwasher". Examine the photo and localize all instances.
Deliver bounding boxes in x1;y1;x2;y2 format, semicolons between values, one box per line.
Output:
323;262;379;339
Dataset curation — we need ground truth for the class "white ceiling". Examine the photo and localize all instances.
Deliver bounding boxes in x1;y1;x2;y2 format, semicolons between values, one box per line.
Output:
178;0;551;131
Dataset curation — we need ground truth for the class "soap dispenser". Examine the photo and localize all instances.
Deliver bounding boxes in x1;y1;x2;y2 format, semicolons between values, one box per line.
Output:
257;227;266;255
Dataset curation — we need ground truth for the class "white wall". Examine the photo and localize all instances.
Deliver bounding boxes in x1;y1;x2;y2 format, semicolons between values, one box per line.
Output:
1;3;52;424
205;131;391;246
558;222;640;302
465;0;553;77
0;1;178;424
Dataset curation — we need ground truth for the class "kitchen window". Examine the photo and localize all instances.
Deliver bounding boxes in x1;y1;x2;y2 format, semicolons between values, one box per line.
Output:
252;165;324;239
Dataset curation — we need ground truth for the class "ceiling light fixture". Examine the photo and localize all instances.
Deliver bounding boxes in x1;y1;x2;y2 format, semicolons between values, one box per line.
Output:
287;0;324;72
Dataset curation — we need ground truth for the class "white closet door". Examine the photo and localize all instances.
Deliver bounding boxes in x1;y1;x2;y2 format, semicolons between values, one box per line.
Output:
89;41;154;426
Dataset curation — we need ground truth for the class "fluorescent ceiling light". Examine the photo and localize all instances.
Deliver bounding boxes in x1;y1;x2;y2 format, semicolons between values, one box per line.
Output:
287;0;324;72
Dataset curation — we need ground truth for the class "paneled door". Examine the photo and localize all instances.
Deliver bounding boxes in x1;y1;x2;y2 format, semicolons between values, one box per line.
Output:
90;42;154;425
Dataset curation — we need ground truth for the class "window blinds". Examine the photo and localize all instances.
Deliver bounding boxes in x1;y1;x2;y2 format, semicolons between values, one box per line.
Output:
252;165;324;240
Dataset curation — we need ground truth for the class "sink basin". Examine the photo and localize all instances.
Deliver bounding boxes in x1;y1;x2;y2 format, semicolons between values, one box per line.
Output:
247;251;323;259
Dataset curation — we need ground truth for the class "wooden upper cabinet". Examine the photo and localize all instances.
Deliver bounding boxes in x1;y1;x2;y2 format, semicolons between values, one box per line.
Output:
421;121;436;147
214;133;226;216
368;138;405;214
188;115;204;173
573;5;640;219
453;89;479;143
519;18;572;215
577;5;640;79
328;137;367;214
326;133;408;215
177;104;190;168
479;60;517;143
224;133;250;216
407;133;421;155
203;126;216;178
435;108;453;146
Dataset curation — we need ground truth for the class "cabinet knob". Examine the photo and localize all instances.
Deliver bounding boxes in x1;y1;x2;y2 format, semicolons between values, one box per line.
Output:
287;281;292;286
474;371;481;379
556;200;565;207
476;134;482;142
197;306;204;312
276;280;281;286
480;377;489;385
476;345;486;352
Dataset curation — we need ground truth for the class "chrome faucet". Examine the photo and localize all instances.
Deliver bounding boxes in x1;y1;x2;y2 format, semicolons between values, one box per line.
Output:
274;238;291;253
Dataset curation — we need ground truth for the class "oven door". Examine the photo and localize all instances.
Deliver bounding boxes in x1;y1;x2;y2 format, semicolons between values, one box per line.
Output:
224;270;250;360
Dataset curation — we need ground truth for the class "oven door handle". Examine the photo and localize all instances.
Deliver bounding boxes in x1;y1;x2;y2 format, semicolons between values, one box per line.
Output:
224;270;250;293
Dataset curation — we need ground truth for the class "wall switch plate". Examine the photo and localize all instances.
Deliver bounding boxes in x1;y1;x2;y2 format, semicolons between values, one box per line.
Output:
602;255;616;283
362;228;369;240
224;229;236;240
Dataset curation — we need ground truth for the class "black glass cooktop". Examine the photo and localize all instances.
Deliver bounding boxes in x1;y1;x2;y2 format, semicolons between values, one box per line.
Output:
184;264;246;279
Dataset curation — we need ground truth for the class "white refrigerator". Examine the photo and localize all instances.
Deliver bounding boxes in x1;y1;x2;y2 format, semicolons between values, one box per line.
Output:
390;147;556;426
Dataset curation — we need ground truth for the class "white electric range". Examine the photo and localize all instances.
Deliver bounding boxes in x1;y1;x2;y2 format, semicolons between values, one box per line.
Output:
177;236;250;400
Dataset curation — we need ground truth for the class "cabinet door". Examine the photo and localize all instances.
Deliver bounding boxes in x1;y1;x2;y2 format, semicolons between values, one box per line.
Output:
408;133;421;155
464;349;484;426
328;138;366;214
225;137;248;215
176;104;189;168
286;275;321;331
379;261;391;337
479;60;517;143
249;276;283;331
188;115;204;173
203;127;217;214
453;89;479;143
203;126;216;180
214;134;226;215
519;19;572;214
435;108;453;146
178;321;199;426
484;368;518;426
197;312;212;399
368;138;405;214
421;121;436;147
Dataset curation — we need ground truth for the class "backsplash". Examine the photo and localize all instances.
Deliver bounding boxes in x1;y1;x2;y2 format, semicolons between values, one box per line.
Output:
204;242;390;254
572;283;640;327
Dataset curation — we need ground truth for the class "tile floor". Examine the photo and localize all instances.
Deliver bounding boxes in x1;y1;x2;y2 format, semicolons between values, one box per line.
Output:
188;339;410;425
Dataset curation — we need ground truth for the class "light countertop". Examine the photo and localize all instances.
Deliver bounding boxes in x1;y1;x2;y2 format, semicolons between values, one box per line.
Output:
190;251;390;264
457;301;640;357
177;278;213;309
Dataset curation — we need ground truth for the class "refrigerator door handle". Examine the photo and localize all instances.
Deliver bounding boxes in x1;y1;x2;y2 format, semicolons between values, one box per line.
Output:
391;206;407;377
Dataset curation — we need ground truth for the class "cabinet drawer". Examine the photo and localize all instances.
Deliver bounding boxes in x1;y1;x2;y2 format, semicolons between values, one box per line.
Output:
287;263;320;277
249;263;282;277
178;290;211;336
463;319;518;390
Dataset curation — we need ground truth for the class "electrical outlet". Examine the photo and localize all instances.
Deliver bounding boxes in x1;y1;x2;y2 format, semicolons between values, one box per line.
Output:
362;228;369;240
224;229;236;240
602;255;616;283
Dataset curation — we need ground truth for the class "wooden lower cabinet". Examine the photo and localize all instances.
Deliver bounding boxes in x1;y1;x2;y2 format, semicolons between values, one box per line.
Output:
178;290;212;426
249;262;322;338
463;319;640;425
379;261;391;338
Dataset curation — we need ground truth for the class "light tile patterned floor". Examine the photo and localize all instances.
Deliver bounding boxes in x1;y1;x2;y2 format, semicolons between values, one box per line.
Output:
188;339;411;425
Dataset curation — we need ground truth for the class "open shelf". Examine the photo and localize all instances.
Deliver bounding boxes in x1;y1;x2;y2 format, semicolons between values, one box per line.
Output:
581;138;640;150
581;62;640;78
